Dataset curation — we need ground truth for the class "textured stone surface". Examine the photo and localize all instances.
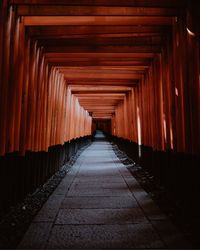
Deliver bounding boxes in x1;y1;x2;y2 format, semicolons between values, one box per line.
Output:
69;181;128;189
18;222;52;249
61;196;138;209
72;176;125;183
33;195;64;222
67;185;133;197
18;133;188;249
46;224;165;249
55;208;148;224
124;176;168;220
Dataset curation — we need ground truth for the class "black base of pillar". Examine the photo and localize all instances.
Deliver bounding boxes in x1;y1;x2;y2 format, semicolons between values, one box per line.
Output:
0;136;91;216
110;136;200;218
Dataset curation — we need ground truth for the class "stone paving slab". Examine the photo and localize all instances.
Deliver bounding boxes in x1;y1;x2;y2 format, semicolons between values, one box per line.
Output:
123;177;168;220
72;177;125;183
55;208;148;225
33;195;64;222
69;182;128;189
60;196;138;209
52;164;81;196
46;224;165;249
67;186;133;197
18;133;189;249
75;173;122;178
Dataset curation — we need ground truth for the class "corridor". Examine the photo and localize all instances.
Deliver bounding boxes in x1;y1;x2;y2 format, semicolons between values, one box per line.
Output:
0;0;200;249
19;132;187;249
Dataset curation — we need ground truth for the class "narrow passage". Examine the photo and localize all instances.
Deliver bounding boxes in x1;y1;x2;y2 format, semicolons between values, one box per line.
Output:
19;132;188;249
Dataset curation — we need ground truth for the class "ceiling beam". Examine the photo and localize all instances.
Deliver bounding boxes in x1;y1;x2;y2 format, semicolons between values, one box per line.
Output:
38;36;162;47
77;96;124;100
46;57;152;67
10;0;185;8
27;25;170;38
59;68;144;74
93;117;112;119
70;85;133;90
48;61;150;67
76;93;125;97
60;66;149;71
62;72;143;80
67;80;138;86
44;45;161;53
17;6;179;16
23;16;173;26
45;52;155;58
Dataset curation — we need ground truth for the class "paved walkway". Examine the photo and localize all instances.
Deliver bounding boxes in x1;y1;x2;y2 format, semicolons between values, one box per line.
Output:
18;132;189;249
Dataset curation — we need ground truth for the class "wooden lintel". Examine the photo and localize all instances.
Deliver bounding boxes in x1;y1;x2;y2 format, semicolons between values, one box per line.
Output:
11;0;185;8
67;80;138;86
23;16;173;26
63;73;143;81
17;6;179;16
27;25;170;38
45;52;155;58
38;36;163;47
44;45;161;53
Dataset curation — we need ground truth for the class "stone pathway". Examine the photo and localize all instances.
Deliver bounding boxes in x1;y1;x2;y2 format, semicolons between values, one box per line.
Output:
18;132;189;249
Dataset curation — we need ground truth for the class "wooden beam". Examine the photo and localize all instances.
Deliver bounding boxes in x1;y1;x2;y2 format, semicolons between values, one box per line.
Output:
10;0;186;8
17;6;179;16
23;16;173;26
80;105;119;107
83;105;116;108
79;98;121;101
59;68;144;74
79;99;120;102
65;66;148;70
44;45;161;53
45;52;155;58
46;57;152;62
59;66;148;71
29;33;166;40
73;90;130;94
46;57;152;67
38;36;162;46
27;26;170;38
88;110;115;112
48;61;150;67
77;96;125;100
76;93;125;97
62;72;143;80
70;85;132;91
85;108;116;112
92;116;112;119
67;80;138;86
93;117;112;119
83;108;116;110
92;111;115;113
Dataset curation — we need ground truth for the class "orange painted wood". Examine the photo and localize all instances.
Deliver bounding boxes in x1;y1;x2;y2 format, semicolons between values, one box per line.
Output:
23;16;173;26
0;1;199;156
10;0;185;7
27;26;169;39
19;38;30;154
0;5;12;155
17;6;178;17
45;52;155;59
6;8;18;153
14;18;25;152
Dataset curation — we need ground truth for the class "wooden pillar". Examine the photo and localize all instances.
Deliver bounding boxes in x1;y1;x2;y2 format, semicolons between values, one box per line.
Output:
0;5;12;155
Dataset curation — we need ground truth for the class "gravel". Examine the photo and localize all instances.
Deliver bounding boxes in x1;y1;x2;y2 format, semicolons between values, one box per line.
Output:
0;143;90;249
112;142;200;249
